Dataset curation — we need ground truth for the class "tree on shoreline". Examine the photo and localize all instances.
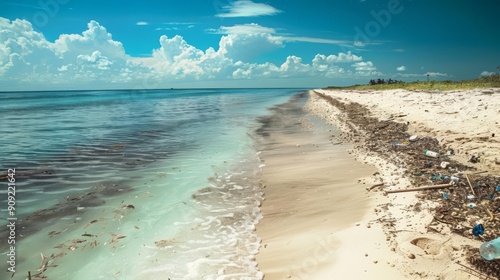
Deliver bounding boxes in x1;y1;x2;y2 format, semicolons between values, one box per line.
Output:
369;78;403;85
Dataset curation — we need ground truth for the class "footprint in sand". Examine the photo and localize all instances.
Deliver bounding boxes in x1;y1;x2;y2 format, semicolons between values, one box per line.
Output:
399;235;454;260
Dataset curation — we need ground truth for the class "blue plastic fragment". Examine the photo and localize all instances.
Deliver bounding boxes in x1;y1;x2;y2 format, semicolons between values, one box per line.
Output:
496;186;500;192
490;194;495;200
443;193;449;199
473;224;485;236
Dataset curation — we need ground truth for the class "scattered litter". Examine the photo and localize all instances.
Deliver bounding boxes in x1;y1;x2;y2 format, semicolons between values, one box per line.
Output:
479;237;500;260
315;92;500;276
469;155;481;163
392;142;409;147
440;161;450;169
424;150;439;158
473;224;485;236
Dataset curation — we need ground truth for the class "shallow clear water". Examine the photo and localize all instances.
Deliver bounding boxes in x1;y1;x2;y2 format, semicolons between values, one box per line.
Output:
0;88;302;279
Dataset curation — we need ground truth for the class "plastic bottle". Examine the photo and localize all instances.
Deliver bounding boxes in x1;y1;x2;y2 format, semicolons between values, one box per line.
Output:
424;150;439;158
479;237;500;260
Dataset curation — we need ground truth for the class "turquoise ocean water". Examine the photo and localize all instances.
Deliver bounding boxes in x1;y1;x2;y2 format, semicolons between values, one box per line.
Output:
0;88;302;279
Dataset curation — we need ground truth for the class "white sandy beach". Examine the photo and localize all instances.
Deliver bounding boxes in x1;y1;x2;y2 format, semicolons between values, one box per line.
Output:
256;88;500;279
316;88;500;174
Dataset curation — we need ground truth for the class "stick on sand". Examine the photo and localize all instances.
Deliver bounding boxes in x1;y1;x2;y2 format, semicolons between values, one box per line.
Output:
465;174;476;196
385;183;452;194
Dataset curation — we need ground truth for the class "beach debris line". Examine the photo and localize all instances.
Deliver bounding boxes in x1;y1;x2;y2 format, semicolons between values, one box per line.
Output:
314;91;500;278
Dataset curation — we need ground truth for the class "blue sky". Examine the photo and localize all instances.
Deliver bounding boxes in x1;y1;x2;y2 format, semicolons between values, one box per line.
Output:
1;0;499;90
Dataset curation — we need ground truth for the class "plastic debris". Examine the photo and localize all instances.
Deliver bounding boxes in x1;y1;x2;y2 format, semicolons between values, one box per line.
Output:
424;150;439;158
440;161;450;169
392;141;409;147
473;224;485;236
480;237;500;260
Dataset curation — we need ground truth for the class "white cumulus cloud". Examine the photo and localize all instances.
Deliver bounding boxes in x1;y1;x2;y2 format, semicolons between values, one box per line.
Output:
313;52;363;65
0;18;148;88
480;70;496;77
0;17;383;90
397;65;406;71
353;41;365;47
352;61;376;71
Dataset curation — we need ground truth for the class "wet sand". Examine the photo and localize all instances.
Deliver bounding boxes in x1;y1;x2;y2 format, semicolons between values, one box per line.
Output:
255;93;399;279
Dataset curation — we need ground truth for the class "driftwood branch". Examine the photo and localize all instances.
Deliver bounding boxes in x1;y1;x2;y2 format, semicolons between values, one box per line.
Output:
465;174;476;196
366;183;384;191
385;183;452;194
486;208;495;221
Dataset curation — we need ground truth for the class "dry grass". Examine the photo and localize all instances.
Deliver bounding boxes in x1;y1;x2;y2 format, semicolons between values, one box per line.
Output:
327;74;500;91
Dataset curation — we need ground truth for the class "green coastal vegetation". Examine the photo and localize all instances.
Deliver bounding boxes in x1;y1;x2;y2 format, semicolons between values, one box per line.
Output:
329;67;500;91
